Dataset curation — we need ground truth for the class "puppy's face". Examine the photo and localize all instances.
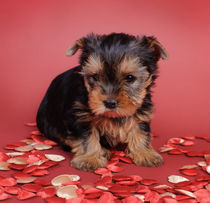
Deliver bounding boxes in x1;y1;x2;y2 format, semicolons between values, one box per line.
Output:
66;33;167;118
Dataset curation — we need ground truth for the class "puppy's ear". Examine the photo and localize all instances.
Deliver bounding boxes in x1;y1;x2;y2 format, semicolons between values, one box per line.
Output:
141;36;168;60
66;38;84;56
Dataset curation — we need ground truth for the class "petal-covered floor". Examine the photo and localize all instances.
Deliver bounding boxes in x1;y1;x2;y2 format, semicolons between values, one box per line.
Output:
0;123;209;202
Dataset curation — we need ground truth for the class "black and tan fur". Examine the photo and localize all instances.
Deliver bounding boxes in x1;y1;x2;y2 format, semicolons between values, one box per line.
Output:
36;33;168;171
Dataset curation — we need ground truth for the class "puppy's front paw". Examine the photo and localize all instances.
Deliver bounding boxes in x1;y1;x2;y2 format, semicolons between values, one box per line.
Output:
71;155;108;171
128;150;163;167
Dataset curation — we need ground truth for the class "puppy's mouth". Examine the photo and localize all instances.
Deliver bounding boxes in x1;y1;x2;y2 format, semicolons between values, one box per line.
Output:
102;110;122;118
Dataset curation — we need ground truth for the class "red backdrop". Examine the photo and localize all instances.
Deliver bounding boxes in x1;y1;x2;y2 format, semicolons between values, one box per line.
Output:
0;0;210;202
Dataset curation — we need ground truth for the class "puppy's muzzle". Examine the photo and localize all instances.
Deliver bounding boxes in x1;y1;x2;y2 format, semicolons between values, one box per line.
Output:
103;98;117;109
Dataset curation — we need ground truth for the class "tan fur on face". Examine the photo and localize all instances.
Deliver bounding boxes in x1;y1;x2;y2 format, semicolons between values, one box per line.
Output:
82;54;103;75
119;56;141;75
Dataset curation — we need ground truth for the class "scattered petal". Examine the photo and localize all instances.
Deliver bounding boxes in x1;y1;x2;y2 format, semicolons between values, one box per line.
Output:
0;152;10;162
180;165;198;170
13;172;31;179
97;192;115;203
17;177;36;184
17;189;36;200
0;192;11;200
141;179;158;186
194;189;210;203
15;145;34;152
180;168;198;176
34;143;52;150
21;183;42;192
45;154;65;162
94;168;111;176
4;186;20;194
0;162;10;170
7;157;27;165
24;122;37;127
30;169;49;176
175;189;196;198
37;187;56;198
56;185;78;199
51;174;80;186
168;175;189;184
0;177;17;186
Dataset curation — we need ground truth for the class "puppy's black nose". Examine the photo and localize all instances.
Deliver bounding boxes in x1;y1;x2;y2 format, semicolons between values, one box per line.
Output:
103;98;117;109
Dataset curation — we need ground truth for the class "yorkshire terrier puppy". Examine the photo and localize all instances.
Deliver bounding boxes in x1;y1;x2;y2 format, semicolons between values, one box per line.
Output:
36;33;168;171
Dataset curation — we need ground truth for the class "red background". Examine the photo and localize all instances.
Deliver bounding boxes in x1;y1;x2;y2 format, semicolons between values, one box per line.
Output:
0;0;210;202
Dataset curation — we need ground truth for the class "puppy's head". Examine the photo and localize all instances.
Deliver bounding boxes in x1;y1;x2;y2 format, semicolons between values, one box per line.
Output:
66;33;167;118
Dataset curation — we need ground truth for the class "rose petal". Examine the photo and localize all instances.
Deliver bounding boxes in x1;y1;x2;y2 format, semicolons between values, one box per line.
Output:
8;163;27;170
7;157;27;165
182;136;195;140
0;177;17;186
0;192;11;200
38;160;58;169
168;175;189;184
24;122;37;127
141;179;158;186
180;140;194;146
175;189;196;198
37;187;56;198
112;175;132;182
109;185;135;193
97;192;115;203
21;183;42;192
23;165;39;173
194;189;210;203
144;190;161;203
56;185;78;199
168;138;184;145
168;149;183;155
13;172;31;179
6;152;25;157
187;151;204;157
0;152;10;162
195;176;210;182
4;186;20;194
51;174;80;186
119;157;133;164
0;162;10;170
205;183;210;190
30;169;49;176
180;168;198;176
17;177;37;184
31;135;57;145
45;154;65;162
107;165;124;172
159;147;174;153
116;180;137;186
17;189;36;200
180;165;198;170
34;179;51;186
15;145;34;152
135;185;149;193
94;168;112;176
31;130;42;135
96;175;112;186
34;144;52;150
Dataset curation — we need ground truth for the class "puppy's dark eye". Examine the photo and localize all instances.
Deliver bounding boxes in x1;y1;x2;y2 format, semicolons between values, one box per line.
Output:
125;74;136;83
89;74;99;82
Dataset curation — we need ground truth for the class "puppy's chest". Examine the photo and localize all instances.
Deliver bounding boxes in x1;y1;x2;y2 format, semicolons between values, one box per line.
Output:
94;117;137;147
